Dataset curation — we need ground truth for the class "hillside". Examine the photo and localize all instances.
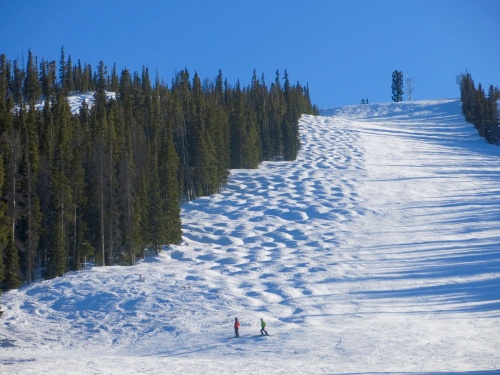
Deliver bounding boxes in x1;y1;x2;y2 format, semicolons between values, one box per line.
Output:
1;99;499;375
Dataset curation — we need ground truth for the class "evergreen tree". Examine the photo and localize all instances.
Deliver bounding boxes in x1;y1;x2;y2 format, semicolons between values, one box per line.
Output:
269;70;285;159
0;155;10;285
474;84;486;138
391;70;404;102
160;116;182;244
250;71;271;160
45;94;74;278
37;100;54;275
485;85;499;144
282;70;300;161
88;61;109;266
10;60;25;104
3;104;22;288
457;71;475;123
457;71;500;145
109;63;119;92
67;105;87;271
116;69;138;264
58;46;66;94
0;55;11;108
17;105;42;283
172;69;195;200
23;50;41;104
40;59;57;100
190;72;218;195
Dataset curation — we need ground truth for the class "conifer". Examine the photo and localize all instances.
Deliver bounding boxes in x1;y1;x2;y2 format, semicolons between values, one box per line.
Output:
391;70;404;102
23;50;41;104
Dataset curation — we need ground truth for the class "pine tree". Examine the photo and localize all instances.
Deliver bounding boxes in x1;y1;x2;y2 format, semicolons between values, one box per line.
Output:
3;104;22;288
249;70;271;160
37;100;54;275
58;47;75;95
153;83;181;245
109;64;119;92
67;105;86;271
457;71;475;123
23;50;41;104
205;97;229;191
0;154;10;286
18;105;42;283
116;69;137;264
45;93;74;278
40;59;57;100
486;85;499;144
161;120;182;244
282;70;300;161
58;46;66;94
190;72;218;195
391;70;404;102
11;59;25;104
474;84;486;137
172;69;195;200
269;70;285;159
0;55;11;109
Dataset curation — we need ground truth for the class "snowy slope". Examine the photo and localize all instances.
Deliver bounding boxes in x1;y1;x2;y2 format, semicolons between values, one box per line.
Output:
32;91;116;114
1;99;499;375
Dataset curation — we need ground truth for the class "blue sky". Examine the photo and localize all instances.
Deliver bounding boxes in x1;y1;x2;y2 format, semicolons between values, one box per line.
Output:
2;0;499;108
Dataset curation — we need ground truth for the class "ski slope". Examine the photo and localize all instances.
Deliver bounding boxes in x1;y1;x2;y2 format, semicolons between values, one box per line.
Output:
1;99;499;374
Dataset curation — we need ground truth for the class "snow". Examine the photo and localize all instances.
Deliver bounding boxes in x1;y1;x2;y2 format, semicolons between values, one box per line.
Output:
2;99;500;374
32;91;116;114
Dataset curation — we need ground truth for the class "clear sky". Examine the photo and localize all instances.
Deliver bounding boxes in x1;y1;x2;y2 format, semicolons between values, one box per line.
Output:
1;0;499;108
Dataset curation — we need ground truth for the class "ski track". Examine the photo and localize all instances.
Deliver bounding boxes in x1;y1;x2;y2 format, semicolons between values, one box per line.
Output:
1;99;500;374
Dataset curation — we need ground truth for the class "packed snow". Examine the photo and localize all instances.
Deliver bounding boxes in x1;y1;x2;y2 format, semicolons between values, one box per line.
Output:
1;99;499;375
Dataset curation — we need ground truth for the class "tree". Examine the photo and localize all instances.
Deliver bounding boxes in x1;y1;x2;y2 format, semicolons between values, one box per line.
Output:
40;59;57;100
269;70;285;159
10;60;25;104
282;70;300;161
0;49;320;284
457;71;500;145
457;71;475;123
45;93;74;279
0;155;10;285
0;54;11;108
485;85;499;145
17;105;42;283
23;50;41;104
3;104;22;289
391;70;404;102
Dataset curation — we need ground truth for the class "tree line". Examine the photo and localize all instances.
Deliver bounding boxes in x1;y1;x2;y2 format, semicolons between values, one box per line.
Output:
457;71;500;145
0;48;319;291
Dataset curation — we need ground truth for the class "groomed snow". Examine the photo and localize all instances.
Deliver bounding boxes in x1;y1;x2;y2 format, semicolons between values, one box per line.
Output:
1;99;499;375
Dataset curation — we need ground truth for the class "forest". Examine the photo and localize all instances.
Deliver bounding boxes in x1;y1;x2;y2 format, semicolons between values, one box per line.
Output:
0;48;319;291
457;71;500;145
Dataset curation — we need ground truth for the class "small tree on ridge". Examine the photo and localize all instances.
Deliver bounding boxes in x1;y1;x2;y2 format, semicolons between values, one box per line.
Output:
391;70;404;102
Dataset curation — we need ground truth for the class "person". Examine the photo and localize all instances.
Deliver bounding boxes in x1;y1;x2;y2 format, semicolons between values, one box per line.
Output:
260;318;269;336
234;317;240;338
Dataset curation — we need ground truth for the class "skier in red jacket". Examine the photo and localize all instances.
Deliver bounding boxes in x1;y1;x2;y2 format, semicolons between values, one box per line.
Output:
234;317;240;338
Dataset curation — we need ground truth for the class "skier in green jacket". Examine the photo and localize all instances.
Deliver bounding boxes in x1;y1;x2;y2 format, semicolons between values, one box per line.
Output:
260;318;269;336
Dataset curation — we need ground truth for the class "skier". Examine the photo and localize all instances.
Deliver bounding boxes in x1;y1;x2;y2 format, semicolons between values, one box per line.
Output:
260;318;269;336
234;317;240;338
